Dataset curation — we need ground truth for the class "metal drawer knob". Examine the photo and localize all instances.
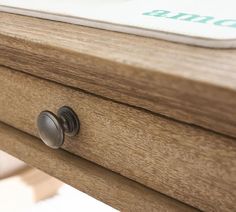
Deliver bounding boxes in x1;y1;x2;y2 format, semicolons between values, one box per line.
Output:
37;106;80;149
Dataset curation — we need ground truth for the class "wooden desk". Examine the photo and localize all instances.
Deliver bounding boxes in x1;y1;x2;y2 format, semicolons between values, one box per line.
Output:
0;12;235;211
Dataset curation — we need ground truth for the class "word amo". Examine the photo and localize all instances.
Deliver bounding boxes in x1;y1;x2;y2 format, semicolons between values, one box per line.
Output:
143;10;236;28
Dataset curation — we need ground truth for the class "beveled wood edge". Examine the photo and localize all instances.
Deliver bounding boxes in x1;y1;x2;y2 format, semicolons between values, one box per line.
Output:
1;12;236;138
0;122;197;211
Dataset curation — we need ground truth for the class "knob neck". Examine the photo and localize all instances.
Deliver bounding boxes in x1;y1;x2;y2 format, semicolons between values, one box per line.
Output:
58;106;80;137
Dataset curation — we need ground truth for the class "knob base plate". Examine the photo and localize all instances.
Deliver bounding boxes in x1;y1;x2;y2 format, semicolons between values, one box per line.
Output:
57;106;80;137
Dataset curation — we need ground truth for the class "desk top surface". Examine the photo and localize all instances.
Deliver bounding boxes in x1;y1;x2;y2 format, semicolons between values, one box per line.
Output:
1;12;236;138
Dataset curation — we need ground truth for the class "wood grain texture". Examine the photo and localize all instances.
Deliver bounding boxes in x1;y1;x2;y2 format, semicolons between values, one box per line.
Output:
0;122;197;212
0;67;235;212
0;13;236;138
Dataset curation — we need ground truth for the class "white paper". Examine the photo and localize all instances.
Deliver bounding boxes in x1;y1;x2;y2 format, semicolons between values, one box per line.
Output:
1;0;236;48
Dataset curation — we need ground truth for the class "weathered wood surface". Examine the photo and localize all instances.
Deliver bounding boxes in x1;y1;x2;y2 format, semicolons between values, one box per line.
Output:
0;122;197;212
0;66;235;211
0;12;236;138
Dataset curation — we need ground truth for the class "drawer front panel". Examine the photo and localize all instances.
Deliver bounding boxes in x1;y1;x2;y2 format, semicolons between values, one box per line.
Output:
0;67;235;212
0;122;197;212
1;12;236;140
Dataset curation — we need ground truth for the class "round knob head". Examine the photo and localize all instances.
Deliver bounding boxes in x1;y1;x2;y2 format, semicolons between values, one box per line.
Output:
37;111;64;149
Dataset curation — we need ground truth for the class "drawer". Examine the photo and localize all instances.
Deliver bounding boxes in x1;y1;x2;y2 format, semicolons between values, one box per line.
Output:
1;12;236;140
0;66;235;212
0;122;196;211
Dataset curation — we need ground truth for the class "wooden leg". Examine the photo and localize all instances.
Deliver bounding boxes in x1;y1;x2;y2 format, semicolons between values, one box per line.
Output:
0;150;26;179
0;168;63;211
